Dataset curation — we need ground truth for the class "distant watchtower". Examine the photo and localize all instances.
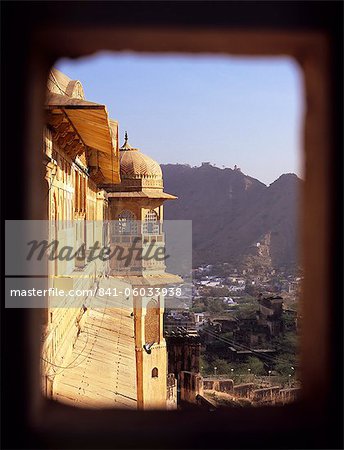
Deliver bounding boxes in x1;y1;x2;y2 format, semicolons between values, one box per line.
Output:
108;132;180;409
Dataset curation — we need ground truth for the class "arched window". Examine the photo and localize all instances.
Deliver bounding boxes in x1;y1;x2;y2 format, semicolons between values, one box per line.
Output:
145;299;160;344
143;209;159;234
114;209;138;235
152;367;158;378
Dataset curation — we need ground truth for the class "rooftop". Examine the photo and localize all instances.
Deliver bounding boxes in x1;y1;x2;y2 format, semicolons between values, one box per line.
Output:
119;132;163;180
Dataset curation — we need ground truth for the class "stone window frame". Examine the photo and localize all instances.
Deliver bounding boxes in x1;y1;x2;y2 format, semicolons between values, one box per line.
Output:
24;29;342;442
145;298;160;345
2;2;342;449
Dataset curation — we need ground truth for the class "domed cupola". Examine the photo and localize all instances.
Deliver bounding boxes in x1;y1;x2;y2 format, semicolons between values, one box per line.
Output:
117;132;163;191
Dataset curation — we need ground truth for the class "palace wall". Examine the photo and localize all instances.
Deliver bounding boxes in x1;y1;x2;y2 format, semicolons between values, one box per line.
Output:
41;125;110;397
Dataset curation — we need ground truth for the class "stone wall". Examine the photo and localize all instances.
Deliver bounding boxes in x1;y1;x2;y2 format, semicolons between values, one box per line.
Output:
233;383;255;398
179;371;203;404
203;378;234;393
251;386;281;403
166;373;177;410
166;335;201;376
42;126;109;398
203;378;300;405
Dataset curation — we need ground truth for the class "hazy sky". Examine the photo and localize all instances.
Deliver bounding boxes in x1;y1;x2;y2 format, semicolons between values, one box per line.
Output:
57;53;303;185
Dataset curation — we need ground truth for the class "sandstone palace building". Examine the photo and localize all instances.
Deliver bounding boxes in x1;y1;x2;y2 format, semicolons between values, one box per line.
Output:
41;69;180;409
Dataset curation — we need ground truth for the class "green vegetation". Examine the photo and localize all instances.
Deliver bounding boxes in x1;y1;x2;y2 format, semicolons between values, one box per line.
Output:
200;354;265;380
270;331;298;378
195;287;299;386
191;294;257;318
243;357;265;375
191;297;227;315
232;301;257;319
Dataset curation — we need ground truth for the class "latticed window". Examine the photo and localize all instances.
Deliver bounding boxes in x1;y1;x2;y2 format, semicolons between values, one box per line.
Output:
114;209;138;235
143;209;159;234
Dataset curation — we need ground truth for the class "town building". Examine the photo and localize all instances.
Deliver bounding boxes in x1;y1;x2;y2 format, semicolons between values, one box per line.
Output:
164;310;196;332
256;295;284;337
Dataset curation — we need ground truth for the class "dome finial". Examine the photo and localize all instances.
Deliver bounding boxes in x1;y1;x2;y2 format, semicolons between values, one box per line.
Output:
120;131;133;151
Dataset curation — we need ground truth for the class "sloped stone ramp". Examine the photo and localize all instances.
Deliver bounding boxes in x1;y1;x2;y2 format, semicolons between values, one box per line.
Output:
53;281;137;409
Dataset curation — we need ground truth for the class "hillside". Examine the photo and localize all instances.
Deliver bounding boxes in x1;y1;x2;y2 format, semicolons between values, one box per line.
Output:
161;163;300;269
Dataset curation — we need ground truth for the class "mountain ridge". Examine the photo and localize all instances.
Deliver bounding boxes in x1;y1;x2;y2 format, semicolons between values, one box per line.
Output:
161;163;301;269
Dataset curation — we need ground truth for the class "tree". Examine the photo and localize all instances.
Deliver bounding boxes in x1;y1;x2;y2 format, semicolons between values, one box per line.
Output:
212;357;232;375
199;355;212;376
207;298;225;314
244;357;265;375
